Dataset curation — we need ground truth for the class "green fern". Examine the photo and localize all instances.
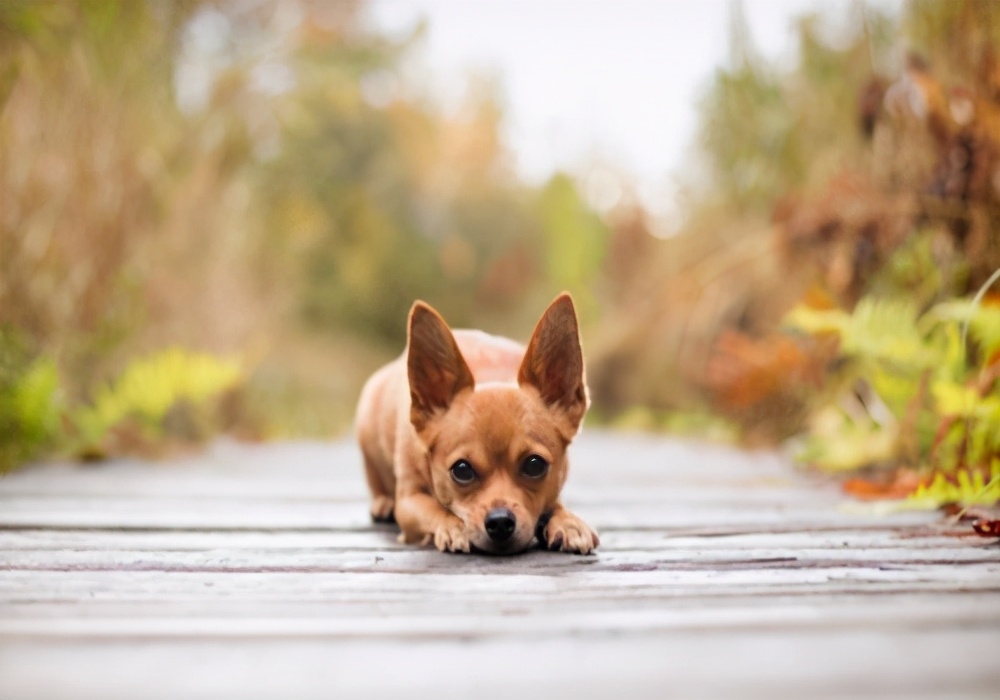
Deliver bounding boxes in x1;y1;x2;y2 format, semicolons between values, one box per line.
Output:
905;462;1000;509
785;298;932;369
784;294;1000;493
925;299;1000;359
0;356;60;472
72;348;243;449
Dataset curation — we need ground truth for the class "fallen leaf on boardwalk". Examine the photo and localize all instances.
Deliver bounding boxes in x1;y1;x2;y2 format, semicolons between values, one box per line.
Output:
971;519;1000;537
842;468;922;500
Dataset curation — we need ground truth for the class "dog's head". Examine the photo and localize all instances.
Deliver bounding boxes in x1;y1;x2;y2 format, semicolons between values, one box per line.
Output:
407;293;588;554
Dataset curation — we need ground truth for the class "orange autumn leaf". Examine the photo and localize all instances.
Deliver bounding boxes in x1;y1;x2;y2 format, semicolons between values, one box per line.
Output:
842;469;923;500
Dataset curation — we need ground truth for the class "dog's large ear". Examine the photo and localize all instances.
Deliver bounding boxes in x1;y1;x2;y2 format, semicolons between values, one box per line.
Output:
408;301;475;432
518;293;588;432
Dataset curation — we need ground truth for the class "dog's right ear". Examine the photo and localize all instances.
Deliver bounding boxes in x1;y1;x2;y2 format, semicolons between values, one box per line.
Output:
407;301;475;432
518;293;588;433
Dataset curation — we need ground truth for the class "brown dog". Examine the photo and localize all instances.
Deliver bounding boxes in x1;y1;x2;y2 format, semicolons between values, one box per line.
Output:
355;293;598;555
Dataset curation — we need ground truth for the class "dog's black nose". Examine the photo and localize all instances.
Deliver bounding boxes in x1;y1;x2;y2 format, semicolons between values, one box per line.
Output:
484;508;516;543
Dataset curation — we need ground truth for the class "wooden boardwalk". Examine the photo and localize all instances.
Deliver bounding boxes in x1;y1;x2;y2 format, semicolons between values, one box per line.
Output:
1;432;998;699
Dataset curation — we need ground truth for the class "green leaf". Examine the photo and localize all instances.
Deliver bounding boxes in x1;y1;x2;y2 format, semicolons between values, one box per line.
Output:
931;380;980;417
72;348;243;449
926;299;1000;360
906;462;1000;508
783;305;849;335
786;299;930;369
0;356;61;472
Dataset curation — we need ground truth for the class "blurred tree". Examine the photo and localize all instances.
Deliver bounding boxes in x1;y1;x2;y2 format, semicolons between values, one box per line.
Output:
697;4;892;213
255;20;608;345
1;0;208;379
533;174;608;317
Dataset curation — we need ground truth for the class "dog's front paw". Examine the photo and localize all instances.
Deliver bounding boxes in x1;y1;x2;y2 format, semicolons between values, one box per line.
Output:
543;509;599;555
433;516;471;553
370;495;395;523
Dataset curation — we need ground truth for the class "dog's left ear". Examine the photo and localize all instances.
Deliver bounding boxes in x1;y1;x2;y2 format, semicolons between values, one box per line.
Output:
518;293;589;432
408;301;475;433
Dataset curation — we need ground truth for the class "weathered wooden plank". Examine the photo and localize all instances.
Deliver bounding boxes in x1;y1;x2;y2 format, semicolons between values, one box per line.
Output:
4;592;1000;639
2;630;998;700
4;591;998;631
0;527;984;552
2;543;997;574
2;566;998;605
0;440;363;498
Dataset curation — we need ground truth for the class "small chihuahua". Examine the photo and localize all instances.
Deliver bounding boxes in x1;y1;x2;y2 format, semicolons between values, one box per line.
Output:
355;293;598;555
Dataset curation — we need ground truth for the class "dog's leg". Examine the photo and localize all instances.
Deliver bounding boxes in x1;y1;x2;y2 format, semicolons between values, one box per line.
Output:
395;492;470;553
540;503;599;554
392;444;470;553
361;449;395;523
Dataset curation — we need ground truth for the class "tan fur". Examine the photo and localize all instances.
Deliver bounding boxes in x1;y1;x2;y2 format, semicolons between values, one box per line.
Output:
355;293;599;555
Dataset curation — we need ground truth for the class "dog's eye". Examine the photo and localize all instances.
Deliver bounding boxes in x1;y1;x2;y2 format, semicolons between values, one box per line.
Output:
520;454;549;479
449;460;477;484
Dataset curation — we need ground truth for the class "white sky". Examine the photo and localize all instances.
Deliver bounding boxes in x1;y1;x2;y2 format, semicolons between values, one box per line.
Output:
364;0;901;224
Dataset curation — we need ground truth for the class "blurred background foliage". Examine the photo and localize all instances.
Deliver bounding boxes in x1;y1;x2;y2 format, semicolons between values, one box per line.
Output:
1;0;998;508
0;0;608;465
